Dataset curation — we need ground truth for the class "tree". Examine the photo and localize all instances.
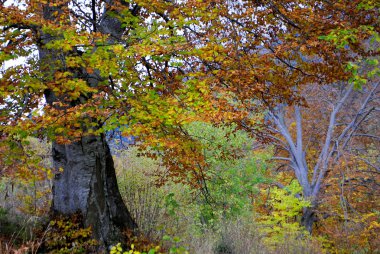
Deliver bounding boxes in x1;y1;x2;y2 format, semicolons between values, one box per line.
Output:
0;0;210;246
259;0;380;233
1;0;138;246
184;121;271;226
266;80;379;233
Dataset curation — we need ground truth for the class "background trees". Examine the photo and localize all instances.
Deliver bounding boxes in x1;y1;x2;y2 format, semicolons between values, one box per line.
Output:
265;80;379;248
266;80;379;232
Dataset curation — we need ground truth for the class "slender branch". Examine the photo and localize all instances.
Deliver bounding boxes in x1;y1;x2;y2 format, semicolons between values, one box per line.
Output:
271;156;292;162
312;83;353;189
353;133;380;141
92;0;97;32
268;0;301;29
340;81;380;150
355;157;380;172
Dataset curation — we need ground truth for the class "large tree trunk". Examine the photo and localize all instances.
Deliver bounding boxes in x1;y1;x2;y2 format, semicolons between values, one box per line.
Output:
38;1;137;246
51;135;137;245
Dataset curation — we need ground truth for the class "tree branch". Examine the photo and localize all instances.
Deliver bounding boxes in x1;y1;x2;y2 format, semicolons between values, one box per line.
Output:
311;83;353;191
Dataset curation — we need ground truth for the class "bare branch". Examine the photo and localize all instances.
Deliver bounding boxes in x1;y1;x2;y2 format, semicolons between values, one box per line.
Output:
353;133;380;141
271;157;292;162
355;157;380;172
311;83;353;195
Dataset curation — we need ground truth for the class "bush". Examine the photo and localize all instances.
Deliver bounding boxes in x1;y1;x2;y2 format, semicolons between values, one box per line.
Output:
42;213;98;254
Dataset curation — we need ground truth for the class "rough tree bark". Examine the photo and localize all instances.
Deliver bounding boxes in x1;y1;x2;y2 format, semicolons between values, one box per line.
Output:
50;136;137;244
38;1;137;246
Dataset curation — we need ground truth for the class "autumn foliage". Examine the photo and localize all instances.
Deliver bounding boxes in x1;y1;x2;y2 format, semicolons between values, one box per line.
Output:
0;0;379;253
